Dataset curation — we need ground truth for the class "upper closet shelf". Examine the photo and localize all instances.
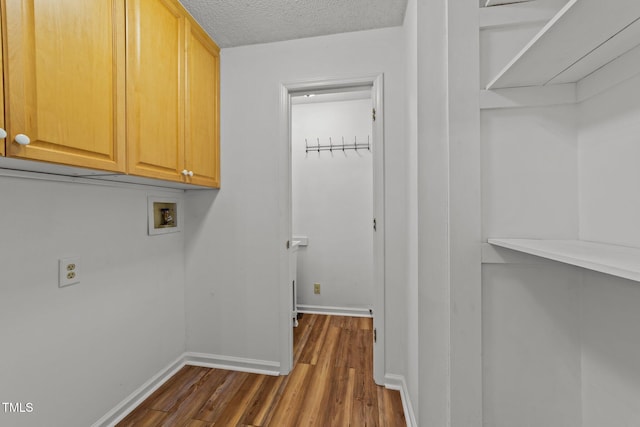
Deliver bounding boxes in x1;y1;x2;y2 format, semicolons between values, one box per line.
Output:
484;0;533;6
488;239;640;282
486;0;640;89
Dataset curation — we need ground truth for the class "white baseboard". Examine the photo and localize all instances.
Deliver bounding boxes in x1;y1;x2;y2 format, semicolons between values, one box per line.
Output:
93;352;281;426
92;354;187;427
385;374;418;427
184;352;280;376
297;304;373;318
96;350;407;426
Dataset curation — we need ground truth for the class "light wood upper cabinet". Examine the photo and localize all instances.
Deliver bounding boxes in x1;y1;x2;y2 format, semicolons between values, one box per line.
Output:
0;0;219;187
3;0;126;172
126;0;185;182
185;20;220;188
127;0;220;187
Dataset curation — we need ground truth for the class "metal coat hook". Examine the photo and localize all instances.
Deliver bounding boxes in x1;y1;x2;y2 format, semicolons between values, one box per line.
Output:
304;135;371;154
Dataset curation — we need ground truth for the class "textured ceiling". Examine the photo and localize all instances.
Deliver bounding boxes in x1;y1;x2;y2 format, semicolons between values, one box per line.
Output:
180;0;408;48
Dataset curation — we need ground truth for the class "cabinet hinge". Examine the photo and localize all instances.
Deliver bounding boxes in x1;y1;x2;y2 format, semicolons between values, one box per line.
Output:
373;218;377;231
372;108;376;122
374;328;377;343
286;240;290;249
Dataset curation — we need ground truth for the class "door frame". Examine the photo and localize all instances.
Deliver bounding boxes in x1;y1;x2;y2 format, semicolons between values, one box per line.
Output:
278;74;385;384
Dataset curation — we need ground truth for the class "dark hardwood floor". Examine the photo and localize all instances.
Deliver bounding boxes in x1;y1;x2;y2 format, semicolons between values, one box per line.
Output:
117;314;406;426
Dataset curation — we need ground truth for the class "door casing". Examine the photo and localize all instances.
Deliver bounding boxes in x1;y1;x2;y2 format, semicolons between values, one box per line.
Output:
278;74;385;384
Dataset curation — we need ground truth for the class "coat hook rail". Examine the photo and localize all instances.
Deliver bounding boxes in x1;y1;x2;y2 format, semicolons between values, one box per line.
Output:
305;136;371;154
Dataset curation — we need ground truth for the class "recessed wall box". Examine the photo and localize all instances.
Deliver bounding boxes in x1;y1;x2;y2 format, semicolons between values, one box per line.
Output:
148;196;182;235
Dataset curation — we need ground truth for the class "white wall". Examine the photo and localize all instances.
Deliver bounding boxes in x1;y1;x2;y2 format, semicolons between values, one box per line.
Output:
578;73;640;427
481;103;581;426
481;103;582;426
292;99;373;310
482;6;640;427
0;175;185;427
416;0;482;424
482;263;583;427
580;273;640;427
578;73;640;248
480;12;582;427
480;23;545;89
185;27;408;377
481;104;579;240
403;0;419;415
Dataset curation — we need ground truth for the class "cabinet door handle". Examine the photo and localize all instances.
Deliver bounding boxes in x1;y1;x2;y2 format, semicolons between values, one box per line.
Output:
181;169;189;176
0;128;6;139
188;171;194;177
15;134;31;145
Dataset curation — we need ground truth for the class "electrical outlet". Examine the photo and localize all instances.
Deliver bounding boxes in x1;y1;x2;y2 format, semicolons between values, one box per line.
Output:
314;283;321;294
59;257;80;288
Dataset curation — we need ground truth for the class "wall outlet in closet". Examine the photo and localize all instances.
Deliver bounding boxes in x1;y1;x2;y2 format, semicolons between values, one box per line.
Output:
314;283;321;294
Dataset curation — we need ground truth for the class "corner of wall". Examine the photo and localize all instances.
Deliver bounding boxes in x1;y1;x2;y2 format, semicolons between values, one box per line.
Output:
385;373;418;427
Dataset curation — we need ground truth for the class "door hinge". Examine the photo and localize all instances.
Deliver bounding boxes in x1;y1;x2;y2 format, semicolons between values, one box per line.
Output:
373;218;377;231
372;108;376;122
374;328;377;343
286;240;290;249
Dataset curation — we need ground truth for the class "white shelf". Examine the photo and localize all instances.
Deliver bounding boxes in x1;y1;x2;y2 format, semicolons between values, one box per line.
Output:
484;0;533;6
487;0;640;89
488;239;640;282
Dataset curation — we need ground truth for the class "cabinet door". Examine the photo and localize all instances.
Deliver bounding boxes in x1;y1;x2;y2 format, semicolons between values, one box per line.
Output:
127;0;185;182
184;19;220;188
4;0;126;171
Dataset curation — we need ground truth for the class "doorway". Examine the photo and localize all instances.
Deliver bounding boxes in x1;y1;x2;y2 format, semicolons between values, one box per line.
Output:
291;89;373;316
279;75;385;385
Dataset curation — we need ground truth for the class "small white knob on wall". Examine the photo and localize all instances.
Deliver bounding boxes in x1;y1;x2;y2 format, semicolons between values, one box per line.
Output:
0;128;7;139
15;134;31;145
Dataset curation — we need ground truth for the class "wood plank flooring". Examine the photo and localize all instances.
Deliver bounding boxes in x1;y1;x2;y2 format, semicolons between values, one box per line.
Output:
117;314;405;426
